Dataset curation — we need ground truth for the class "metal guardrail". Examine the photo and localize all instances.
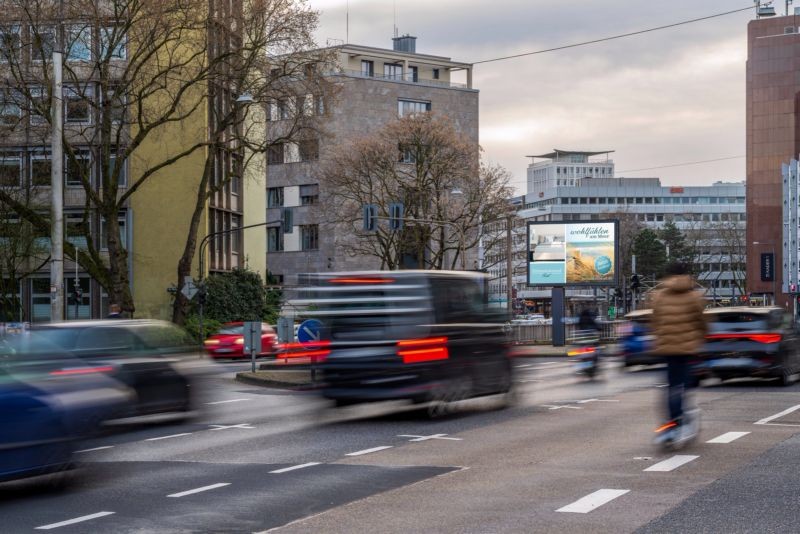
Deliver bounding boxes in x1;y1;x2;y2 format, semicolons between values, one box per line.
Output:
508;321;625;345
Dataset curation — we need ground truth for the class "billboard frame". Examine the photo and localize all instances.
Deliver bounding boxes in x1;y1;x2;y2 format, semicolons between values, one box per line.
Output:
526;219;620;288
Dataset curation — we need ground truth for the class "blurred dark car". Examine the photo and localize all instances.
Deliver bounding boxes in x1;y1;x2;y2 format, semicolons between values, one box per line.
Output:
696;307;800;386
204;322;278;360
620;309;661;367
31;320;198;421
290;271;513;409
0;334;132;483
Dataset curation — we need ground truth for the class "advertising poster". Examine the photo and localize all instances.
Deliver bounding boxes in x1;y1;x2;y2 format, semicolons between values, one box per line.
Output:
527;221;617;287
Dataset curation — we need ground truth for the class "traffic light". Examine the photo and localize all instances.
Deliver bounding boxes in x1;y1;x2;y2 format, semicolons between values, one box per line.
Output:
791;284;798;293
614;288;623;299
631;274;641;291
389;202;404;231
363;204;378;232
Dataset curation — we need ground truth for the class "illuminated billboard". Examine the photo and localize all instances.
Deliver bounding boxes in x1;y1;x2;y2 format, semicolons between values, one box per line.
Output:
527;220;618;287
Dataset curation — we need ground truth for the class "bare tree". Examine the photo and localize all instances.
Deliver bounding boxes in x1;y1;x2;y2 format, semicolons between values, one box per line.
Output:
320;113;513;270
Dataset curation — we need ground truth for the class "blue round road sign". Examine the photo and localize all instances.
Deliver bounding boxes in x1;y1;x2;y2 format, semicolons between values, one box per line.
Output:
297;319;324;343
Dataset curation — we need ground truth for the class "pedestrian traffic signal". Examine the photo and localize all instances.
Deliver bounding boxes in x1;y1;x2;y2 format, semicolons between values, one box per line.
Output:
631;274;641;291
363;204;378;232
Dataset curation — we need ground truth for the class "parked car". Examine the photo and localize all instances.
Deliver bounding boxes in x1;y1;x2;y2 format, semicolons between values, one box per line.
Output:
290;271;513;412
31;320;198;421
620;309;661;367
204;322;279;360
0;333;132;483
697;306;800;386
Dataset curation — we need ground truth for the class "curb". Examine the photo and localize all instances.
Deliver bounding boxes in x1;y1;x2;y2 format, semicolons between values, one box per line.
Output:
235;371;317;390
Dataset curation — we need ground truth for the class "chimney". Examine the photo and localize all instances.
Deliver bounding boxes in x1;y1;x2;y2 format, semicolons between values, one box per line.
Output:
392;34;416;53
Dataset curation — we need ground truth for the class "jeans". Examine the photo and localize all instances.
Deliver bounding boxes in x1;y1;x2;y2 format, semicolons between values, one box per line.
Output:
666;357;690;423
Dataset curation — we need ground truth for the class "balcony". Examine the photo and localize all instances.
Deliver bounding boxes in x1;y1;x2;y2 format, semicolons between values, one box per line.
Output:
332;69;469;90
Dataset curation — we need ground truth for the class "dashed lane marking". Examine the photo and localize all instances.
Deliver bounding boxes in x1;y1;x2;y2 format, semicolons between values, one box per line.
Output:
167;483;231;498
707;431;750;444
209;423;255;430
269;462;321;474
35;512;115;530
556;489;630;513
576;398;620;404
345;446;393;456
75;446;114;453
145;433;192;441
754;404;800;425
644;455;698;472
541;404;582;410
206;398;251;405
397;434;463;442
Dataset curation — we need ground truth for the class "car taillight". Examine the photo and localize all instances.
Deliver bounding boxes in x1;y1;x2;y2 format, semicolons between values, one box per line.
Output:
329;277;395;284
50;366;114;376
397;337;449;364
278;340;331;363
706;333;782;344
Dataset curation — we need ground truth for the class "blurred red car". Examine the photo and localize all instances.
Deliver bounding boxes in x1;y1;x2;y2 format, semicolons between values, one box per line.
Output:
204;322;279;360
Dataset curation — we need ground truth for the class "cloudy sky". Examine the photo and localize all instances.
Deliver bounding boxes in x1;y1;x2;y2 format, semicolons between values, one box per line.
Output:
307;0;756;194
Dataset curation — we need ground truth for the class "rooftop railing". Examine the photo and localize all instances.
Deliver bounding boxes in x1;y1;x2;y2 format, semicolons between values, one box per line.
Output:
332;69;468;89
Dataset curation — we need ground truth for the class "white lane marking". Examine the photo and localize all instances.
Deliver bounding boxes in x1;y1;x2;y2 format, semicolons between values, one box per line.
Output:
206;398;251;405
754;404;800;425
541;404;582;410
397;434;463;442
644;455;699;472
556;489;630;513
707;431;750;444
577;398;619;404
269;462;321;474
516;364;534;368
345;446;393;456
209;423;254;430
75;446;114;453
35;512;115;530
167;482;231;498
145;432;192;441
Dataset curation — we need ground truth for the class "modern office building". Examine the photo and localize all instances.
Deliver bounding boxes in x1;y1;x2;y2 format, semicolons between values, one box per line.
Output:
746;11;800;306
263;35;478;282
0;3;245;321
485;150;746;313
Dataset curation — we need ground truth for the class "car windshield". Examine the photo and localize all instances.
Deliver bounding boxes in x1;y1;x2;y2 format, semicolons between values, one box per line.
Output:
707;311;782;333
218;325;244;335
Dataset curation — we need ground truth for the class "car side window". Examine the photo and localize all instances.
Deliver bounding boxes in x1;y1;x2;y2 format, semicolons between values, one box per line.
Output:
74;327;138;356
432;279;485;322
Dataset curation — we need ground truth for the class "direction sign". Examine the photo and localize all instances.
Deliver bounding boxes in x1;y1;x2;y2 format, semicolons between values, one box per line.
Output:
181;277;199;300
297;319;323;343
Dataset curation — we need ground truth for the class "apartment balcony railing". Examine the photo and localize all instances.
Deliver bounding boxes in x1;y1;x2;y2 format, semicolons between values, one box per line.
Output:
332;69;468;89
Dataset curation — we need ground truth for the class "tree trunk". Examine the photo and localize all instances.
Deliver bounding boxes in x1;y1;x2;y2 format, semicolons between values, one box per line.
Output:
104;207;135;316
172;153;214;325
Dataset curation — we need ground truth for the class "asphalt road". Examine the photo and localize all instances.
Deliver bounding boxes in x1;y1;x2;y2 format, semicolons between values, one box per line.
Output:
3;357;800;533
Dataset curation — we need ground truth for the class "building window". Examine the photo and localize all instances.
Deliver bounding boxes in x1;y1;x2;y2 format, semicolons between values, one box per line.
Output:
30;151;51;187
65;150;91;187
300;184;318;205
409;65;418;82
384;63;402;79
301;224;318;250
100;26;127;59
31;278;51;322
66;25;91;62
0;152;21;187
298;139;319;162
0;25;20;62
278;99;291;120
267;187;284;208
104;87;126;123
432;68;440;80
398;99;431;117
398;144;416;164
31;26;56;62
65;213;88;249
0;90;20;127
266;101;278;121
65;86;92;123
267;144;283;165
29;87;47;125
107;152;127;187
267;226;284;252
361;59;374;76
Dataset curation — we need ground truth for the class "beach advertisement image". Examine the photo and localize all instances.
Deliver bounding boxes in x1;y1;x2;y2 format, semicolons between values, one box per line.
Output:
527;221;617;287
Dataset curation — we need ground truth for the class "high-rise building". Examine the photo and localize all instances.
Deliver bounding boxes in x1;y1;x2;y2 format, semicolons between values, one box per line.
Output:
263;36;478;281
746;12;800;306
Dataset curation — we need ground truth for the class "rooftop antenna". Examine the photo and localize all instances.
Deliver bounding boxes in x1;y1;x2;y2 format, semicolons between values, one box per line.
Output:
393;0;398;37
346;0;349;43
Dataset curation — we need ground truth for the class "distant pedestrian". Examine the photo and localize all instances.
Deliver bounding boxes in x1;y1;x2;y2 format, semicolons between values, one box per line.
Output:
107;303;123;319
650;262;707;442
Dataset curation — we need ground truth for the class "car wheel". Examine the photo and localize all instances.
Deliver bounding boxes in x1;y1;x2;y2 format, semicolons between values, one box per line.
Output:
426;377;472;419
778;367;796;387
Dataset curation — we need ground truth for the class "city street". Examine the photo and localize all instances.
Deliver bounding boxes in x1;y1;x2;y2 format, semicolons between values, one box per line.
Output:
2;357;800;533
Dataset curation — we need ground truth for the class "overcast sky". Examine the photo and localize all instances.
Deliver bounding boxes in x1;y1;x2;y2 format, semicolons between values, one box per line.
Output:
308;0;756;194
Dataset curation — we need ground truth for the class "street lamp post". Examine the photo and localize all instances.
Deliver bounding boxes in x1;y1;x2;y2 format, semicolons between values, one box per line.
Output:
753;241;776;305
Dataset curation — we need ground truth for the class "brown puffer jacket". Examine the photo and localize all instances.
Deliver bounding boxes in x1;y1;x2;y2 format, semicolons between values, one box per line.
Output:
650;275;707;355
